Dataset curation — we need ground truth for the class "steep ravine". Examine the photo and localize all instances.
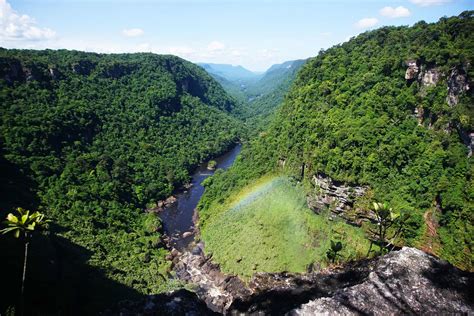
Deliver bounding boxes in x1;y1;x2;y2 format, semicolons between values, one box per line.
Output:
107;246;473;315
114;147;474;315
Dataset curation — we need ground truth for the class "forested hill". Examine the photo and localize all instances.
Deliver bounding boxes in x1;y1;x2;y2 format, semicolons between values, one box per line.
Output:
239;59;306;128
0;49;242;313
199;12;473;271
198;63;258;80
199;59;307;131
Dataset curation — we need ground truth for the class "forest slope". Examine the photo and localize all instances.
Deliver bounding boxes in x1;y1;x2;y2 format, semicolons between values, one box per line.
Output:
200;60;306;131
0;49;242;313
199;12;474;271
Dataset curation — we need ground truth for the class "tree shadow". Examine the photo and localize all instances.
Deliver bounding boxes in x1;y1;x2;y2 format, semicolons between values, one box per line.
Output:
0;228;146;315
0;151;39;213
229;251;474;315
229;263;371;315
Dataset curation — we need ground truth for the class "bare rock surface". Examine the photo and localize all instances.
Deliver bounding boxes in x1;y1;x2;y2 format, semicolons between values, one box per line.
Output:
447;67;470;106
173;247;473;315
420;67;441;87
405;60;419;80
173;242;251;313
307;173;368;225
291;247;473;315
103;289;218;316
106;247;472;315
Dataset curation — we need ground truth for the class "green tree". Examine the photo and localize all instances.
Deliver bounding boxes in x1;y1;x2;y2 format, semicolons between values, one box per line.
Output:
326;240;343;263
1;208;49;315
367;202;409;254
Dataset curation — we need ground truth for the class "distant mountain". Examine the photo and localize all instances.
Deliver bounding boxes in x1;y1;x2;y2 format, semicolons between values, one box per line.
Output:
198;63;259;81
265;59;306;74
246;59;307;98
198;59;308;132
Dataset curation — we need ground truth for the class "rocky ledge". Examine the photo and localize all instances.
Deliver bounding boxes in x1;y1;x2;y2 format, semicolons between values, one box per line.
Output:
108;247;473;315
306;173;369;226
291;247;473;315
230;247;473;315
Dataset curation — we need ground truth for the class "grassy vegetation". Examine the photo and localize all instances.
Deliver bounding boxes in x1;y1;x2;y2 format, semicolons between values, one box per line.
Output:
200;176;372;279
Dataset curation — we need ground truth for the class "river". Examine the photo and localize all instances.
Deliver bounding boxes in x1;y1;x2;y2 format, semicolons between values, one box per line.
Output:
159;144;242;250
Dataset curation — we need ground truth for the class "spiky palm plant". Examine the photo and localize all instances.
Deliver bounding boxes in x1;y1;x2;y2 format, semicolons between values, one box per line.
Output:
1;208;49;315
326;240;343;263
367;202;410;255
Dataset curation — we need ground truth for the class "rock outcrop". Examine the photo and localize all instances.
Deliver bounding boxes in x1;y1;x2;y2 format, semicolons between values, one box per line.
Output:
107;248;473;315
420;66;441;87
447;67;470;106
405;61;472;155
230;248;473;315
404;60;419;80
103;289;218;315
306;173;368;225
291;247;473;315
173;242;251;313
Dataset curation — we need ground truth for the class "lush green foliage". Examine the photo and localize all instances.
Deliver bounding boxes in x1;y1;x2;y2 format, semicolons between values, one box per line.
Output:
365;202;411;254
0;49;242;313
200;12;473;270
200;176;371;278
326;240;343;263
1;207;49;238
201;60;306;132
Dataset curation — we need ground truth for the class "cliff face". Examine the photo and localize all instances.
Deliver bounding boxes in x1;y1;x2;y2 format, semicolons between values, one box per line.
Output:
107;247;473;315
291;247;473;315
306;173;368;226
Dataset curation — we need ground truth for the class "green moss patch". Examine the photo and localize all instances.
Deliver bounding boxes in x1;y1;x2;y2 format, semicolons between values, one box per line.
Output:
201;176;371;278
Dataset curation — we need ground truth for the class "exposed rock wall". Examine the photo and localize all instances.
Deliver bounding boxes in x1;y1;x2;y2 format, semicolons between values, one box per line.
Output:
404;60;419;80
420;67;441;87
291;247;473;315
447;67;470;106
173;242;251;313
107;248;473;315
306;173;368;225
404;61;472;155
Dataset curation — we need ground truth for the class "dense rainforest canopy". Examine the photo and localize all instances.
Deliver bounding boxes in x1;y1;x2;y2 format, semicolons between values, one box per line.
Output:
0;50;242;313
0;10;473;315
199;12;473;271
200;60;306;132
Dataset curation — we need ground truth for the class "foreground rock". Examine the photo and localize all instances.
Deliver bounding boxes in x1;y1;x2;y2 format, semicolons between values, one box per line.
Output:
103;289;218;315
230;248;472;315
173;242;251;313
291;247;473;315
107;247;473;314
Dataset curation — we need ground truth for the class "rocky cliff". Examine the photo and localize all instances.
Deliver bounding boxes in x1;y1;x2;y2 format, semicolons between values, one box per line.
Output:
306;173;369;226
107;247;473;315
291;247;473;315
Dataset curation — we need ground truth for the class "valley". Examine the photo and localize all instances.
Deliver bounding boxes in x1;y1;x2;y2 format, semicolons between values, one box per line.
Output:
0;7;473;316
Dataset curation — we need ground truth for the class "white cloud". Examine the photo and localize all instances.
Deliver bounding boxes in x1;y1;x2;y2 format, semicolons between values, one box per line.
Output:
355;17;379;29
207;40;225;51
136;42;151;52
410;0;451;6
0;0;56;41
122;28;144;37
167;46;195;56
380;6;411;18
258;48;280;58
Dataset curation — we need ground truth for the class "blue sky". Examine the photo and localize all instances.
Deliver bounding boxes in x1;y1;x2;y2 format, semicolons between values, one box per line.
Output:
1;0;472;71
